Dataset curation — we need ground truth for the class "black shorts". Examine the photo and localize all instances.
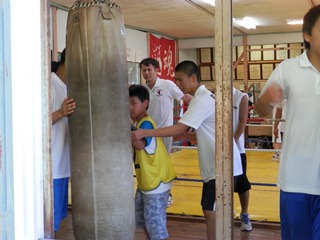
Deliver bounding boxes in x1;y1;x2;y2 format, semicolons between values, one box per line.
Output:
201;179;216;211
201;177;239;211
281;132;284;142
234;153;251;193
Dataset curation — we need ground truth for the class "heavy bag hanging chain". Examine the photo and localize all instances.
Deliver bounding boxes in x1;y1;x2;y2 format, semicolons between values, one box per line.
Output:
71;0;119;10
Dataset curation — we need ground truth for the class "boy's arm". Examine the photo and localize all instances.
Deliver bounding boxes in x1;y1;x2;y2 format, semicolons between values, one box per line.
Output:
131;121;153;150
256;83;282;117
132;122;189;141
181;94;193;104
234;95;248;141
131;137;147;150
273;107;282;138
52;97;76;124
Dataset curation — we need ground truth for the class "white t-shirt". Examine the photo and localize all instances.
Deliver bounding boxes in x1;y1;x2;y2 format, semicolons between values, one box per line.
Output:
233;88;246;154
51;72;71;179
260;51;320;195
146;77;184;152
179;85;242;183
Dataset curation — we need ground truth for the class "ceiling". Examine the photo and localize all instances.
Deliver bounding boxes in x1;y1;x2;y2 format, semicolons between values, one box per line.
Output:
50;0;319;39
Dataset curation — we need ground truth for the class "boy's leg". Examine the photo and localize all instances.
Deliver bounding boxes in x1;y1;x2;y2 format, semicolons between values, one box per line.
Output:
235;153;252;231
201;180;216;240
135;189;149;238
53;177;69;231
143;190;170;240
135;189;145;228
203;210;216;240
280;190;312;240
312;194;320;239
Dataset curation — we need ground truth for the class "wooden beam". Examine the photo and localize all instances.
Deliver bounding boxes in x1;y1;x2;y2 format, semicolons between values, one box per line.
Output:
51;7;58;61
214;0;233;239
243;36;248;93
233;52;244;70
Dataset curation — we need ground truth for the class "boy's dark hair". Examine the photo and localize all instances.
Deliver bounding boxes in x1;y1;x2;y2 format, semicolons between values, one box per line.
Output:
175;61;200;82
51;48;66;73
51;61;60;73
129;84;150;103
303;5;320;49
139;58;159;69
60;48;66;65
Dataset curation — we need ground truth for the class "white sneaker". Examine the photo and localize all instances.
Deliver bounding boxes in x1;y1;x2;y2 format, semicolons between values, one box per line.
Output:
240;213;252;231
272;152;280;161
167;194;173;208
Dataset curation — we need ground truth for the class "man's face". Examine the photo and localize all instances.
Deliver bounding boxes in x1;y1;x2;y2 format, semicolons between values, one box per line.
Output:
174;71;192;94
304;17;320;55
141;64;158;84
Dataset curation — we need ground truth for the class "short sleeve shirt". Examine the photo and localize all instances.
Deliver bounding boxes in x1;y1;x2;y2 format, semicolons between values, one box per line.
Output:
146;77;184;128
51;72;71;179
261;51;320;195
179;85;242;182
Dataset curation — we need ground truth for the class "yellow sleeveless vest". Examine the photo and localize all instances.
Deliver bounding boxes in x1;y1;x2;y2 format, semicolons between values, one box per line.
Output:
134;116;176;191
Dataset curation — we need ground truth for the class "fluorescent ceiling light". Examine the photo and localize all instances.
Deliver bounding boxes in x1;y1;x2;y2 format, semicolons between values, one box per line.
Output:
287;19;303;25
233;17;256;29
202;0;215;6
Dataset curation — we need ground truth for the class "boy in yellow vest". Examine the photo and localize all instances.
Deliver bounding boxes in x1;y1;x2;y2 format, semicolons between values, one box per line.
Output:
130;84;176;240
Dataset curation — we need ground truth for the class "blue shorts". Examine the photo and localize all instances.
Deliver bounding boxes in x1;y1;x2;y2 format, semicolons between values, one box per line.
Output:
280;190;320;240
135;188;170;240
53;177;69;231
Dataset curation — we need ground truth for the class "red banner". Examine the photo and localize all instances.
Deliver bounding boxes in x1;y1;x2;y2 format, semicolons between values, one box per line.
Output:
149;33;176;81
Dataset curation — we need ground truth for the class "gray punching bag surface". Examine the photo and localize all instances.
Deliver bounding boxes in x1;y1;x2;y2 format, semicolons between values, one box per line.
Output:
66;1;135;239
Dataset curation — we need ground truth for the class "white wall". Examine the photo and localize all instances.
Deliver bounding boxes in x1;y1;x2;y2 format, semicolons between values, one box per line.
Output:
57;9;68;52
178;49;198;63
124;28;148;62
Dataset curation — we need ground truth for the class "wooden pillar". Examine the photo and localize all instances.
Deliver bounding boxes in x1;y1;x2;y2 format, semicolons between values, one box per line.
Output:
214;0;233;239
242;36;248;93
42;0;53;238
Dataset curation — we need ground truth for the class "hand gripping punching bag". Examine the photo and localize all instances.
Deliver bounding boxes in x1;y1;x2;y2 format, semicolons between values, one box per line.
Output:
66;1;135;239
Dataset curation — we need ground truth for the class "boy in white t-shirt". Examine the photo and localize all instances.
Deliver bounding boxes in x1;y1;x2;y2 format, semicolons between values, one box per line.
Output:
132;61;242;240
256;6;320;239
51;49;76;231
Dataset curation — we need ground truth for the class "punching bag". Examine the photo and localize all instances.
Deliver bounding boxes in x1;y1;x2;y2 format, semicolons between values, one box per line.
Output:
66;1;135;239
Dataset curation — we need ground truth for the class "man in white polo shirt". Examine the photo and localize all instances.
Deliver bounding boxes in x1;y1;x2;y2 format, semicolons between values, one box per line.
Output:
139;58;192;154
